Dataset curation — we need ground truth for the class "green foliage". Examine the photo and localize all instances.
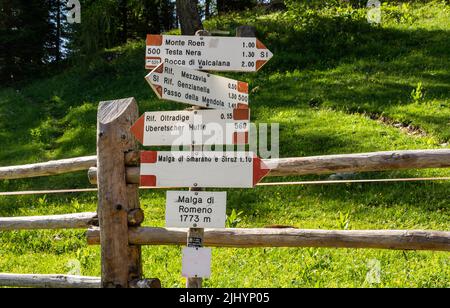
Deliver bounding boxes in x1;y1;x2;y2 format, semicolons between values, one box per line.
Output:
226;209;244;228
337;211;351;230
411;82;425;104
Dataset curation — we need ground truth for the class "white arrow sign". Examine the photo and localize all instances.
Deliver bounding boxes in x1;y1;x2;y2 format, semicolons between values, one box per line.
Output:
145;34;273;72
166;191;227;228
131;109;249;146
140;151;270;188
145;63;249;109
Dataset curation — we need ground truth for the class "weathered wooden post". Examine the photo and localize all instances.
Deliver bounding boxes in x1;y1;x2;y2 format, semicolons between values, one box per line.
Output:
96;98;142;288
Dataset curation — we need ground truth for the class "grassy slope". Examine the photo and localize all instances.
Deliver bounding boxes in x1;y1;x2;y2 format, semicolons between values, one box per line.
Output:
0;2;449;287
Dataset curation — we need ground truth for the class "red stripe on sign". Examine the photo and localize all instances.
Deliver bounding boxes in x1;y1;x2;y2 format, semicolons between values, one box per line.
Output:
141;175;157;187
154;85;163;97
145;57;162;70
130;115;145;144
256;60;268;71
154;63;164;74
256;39;267;50
237;103;249;110
233;109;250;121
238;81;249;94
253;156;270;186
233;132;249;145
141;151;158;164
146;34;163;46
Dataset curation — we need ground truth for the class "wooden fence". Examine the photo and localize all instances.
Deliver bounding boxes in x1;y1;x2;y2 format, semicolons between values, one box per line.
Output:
0;98;449;288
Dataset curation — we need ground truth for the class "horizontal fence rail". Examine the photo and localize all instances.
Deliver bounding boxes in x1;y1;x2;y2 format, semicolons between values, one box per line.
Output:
0;212;97;231
0;152;140;181
0;274;101;288
0;156;97;181
87;227;450;252
87;149;450;185
1;149;448;182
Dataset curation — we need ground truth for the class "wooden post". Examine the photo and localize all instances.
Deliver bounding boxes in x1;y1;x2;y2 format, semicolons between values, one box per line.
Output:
97;98;142;288
185;30;211;289
186;186;205;289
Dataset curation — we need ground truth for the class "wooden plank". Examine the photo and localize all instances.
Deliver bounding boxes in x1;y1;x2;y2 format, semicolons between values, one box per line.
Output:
0;212;97;231
0;151;139;182
0;156;97;180
87;149;450;185
86;227;450;251
0;274;100;288
96;97;142;288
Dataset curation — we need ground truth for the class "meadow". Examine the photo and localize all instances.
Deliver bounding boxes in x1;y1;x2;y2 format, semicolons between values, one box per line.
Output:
0;1;449;287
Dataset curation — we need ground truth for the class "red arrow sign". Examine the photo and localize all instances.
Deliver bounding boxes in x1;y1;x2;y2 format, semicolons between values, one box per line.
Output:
140;151;270;188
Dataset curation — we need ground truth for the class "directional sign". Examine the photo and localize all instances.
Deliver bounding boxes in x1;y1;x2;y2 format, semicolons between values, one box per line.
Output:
145;34;273;72
166;191;226;228
145;63;249;109
130;109;249;146
140;151;270;188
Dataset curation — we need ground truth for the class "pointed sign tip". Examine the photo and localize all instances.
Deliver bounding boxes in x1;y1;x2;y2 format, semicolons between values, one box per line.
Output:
130;114;145;144
145;68;163;98
253;157;271;186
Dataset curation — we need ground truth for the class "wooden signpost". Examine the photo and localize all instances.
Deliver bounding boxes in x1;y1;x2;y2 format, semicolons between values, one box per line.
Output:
145;34;273;72
135;30;273;288
139;151;270;188
130;109;249;146
145;63;249;109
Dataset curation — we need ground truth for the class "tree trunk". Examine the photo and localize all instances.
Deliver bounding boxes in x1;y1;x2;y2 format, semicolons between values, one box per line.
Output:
144;0;160;34
120;0;128;43
217;0;225;14
176;0;203;35
56;0;61;63
205;0;211;19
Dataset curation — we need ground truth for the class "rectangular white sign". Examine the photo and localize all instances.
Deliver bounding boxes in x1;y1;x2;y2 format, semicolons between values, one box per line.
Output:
140;151;270;188
131;110;249;146
166;191;226;228
145;63;249;109
145;35;273;72
182;247;212;279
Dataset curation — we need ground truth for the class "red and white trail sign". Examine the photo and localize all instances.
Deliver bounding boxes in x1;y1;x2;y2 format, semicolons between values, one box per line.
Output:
145;63;249;109
145;34;273;72
140;151;270;188
130;109;249;146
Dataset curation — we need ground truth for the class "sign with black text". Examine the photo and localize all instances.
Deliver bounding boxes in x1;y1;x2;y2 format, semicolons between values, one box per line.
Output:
166;191;226;228
145;34;273;72
140;151;270;188
145;63;249;109
130;109;249;146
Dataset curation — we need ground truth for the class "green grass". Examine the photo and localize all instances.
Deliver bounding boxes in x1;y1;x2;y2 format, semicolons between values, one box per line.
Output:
0;1;449;288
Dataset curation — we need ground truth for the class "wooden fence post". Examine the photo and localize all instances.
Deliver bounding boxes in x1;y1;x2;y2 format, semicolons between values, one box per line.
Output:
97;98;142;288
